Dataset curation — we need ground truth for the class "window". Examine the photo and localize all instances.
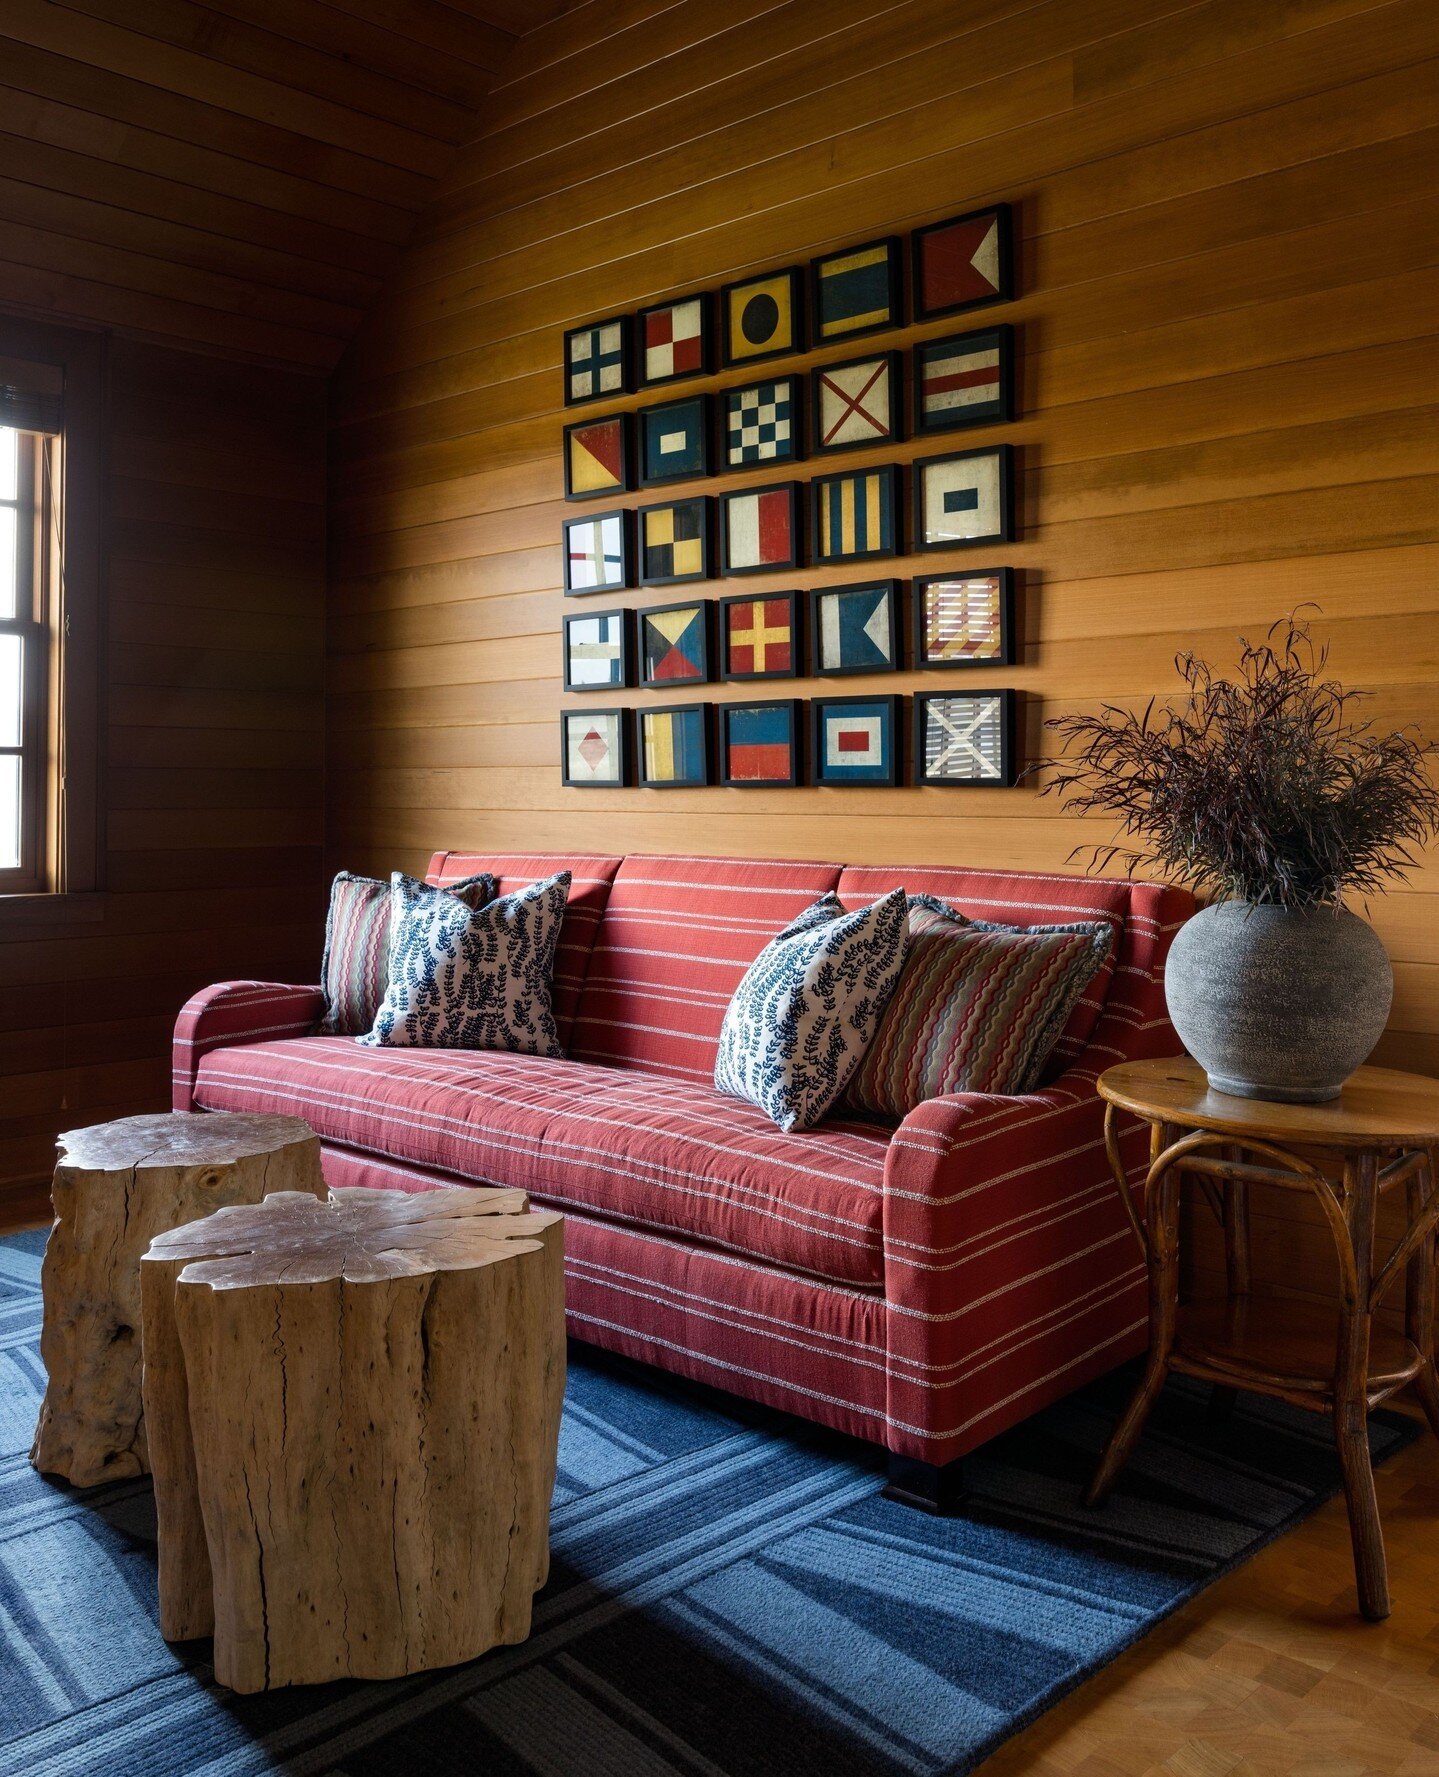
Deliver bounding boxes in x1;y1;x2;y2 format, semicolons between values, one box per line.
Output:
0;424;51;888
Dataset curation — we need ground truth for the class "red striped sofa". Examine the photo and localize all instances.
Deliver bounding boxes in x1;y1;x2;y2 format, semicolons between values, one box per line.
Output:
173;850;1193;1509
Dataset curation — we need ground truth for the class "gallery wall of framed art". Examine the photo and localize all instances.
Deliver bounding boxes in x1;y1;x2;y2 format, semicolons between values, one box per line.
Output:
557;200;1024;791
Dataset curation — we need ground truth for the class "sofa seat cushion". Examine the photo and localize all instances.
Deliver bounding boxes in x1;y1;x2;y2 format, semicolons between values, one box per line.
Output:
193;1037;890;1286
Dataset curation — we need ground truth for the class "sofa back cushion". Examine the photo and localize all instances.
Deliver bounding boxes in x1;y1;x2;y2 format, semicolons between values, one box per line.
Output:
570;853;842;1080
425;850;621;1049
837;865;1130;1079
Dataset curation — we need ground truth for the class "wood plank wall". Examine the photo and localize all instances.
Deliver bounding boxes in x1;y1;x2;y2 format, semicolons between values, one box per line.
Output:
0;337;327;1193
328;0;1439;1095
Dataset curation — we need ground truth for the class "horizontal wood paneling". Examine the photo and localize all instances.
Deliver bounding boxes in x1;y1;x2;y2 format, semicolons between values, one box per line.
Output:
327;0;1439;1319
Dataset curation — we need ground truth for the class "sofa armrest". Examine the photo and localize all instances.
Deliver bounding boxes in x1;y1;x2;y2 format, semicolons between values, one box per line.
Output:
172;980;325;1111
880;1071;1151;1458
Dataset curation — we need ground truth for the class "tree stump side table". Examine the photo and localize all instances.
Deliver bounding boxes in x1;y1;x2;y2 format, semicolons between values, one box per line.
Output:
1088;1056;1439;1621
30;1112;324;1487
140;1185;565;1693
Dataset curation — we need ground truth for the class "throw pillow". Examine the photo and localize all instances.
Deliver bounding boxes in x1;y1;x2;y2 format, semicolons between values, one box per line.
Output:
359;870;571;1056
959;910;1119;1078
845;896;1115;1118
714;888;908;1133
319;869;493;1036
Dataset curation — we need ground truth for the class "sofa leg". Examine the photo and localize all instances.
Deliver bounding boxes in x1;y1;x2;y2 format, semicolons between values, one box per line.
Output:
881;1452;966;1515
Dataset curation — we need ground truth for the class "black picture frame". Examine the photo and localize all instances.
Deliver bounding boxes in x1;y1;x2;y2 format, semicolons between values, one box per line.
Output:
810;351;903;456
717;698;802;788
809;580;901;677
912;688;1017;787
563;410;632;501
638;393;712;488
810;463;902;565
563;507;632;597
718;589;801;682
913;324;1015;435
912;569;1015;669
638;495;713;587
563;315;632;407
720;266;805;369
560;706;631;787
810;693;902;787
718;480;802;576
912;445;1014;552
637;701;712;789
638;597;713;687
910;203;1014;322
562;607;632;693
634;290;714;390
722;373;804;471
809;236;903;346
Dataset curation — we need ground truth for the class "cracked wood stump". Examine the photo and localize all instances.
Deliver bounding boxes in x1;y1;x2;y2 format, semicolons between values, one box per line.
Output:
141;1185;565;1693
30;1112;324;1487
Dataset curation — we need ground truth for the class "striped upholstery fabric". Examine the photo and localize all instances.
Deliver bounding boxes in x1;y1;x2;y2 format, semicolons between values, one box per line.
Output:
172;979;324;1111
846;899;1114;1117
838;865;1128;1078
174;853;1196;1463
194;1037;892;1286
570;854;843;1079
426;850;621;1050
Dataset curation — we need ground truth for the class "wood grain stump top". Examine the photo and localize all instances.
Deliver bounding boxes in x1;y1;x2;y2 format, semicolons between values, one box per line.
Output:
141;1185;565;1692
31;1111;324;1487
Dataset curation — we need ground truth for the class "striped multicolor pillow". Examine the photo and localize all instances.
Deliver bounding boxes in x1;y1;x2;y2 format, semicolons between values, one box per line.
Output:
319;870;494;1037
844;896;1114;1119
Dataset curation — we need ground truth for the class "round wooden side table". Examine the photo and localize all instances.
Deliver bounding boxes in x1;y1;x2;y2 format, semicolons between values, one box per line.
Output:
1089;1056;1439;1621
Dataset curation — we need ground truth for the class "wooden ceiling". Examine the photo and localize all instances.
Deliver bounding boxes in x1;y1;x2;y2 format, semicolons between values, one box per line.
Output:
0;0;582;371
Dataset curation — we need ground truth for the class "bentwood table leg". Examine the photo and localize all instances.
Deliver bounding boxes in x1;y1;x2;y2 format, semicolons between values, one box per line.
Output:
1087;1122;1180;1508
1333;1152;1390;1622
1405;1151;1439;1440
1208;1144;1251;1424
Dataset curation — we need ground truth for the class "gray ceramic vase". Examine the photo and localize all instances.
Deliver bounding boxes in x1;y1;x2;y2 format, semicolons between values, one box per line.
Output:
1164;902;1393;1103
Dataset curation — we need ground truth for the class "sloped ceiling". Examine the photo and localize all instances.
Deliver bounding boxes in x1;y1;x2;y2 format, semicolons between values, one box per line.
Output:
0;0;583;370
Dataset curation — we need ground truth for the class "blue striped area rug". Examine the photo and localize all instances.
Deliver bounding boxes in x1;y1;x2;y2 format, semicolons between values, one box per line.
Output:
0;1229;1415;1777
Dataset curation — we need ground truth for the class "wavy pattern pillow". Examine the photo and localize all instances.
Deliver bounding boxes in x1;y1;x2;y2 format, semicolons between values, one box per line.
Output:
845;895;1115;1119
319;869;493;1036
714;888;908;1133
359;871;570;1055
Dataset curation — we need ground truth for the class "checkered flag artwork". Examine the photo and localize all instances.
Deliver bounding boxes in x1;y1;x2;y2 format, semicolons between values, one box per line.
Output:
727;380;794;467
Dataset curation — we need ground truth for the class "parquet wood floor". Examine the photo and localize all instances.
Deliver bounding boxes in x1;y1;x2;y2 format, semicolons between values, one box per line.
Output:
1;1194;1433;1774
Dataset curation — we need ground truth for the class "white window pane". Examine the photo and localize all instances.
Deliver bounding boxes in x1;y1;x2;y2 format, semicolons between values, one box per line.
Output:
0;506;14;620
0;635;20;747
0;429;15;500
0;755;19;870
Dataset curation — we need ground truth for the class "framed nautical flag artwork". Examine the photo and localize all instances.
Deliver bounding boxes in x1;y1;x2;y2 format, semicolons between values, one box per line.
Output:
913;446;1013;550
564;316;631;405
811;464;900;564
563;608;631;692
718;699;801;787
563;509;630;595
913;570;1014;668
911;204;1013;321
639;394;711;486
810;580;899;676
811;695;900;786
561;708;630;786
811;351;902;454
720;591;799;680
719;482;801;575
639;599;712;686
636;291;712;387
721;266;803;367
810;237;901;344
914;325;1013;433
913;690;1016;786
639;703;711;788
724;375;802;469
639;497;712;585
564;412;631;500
